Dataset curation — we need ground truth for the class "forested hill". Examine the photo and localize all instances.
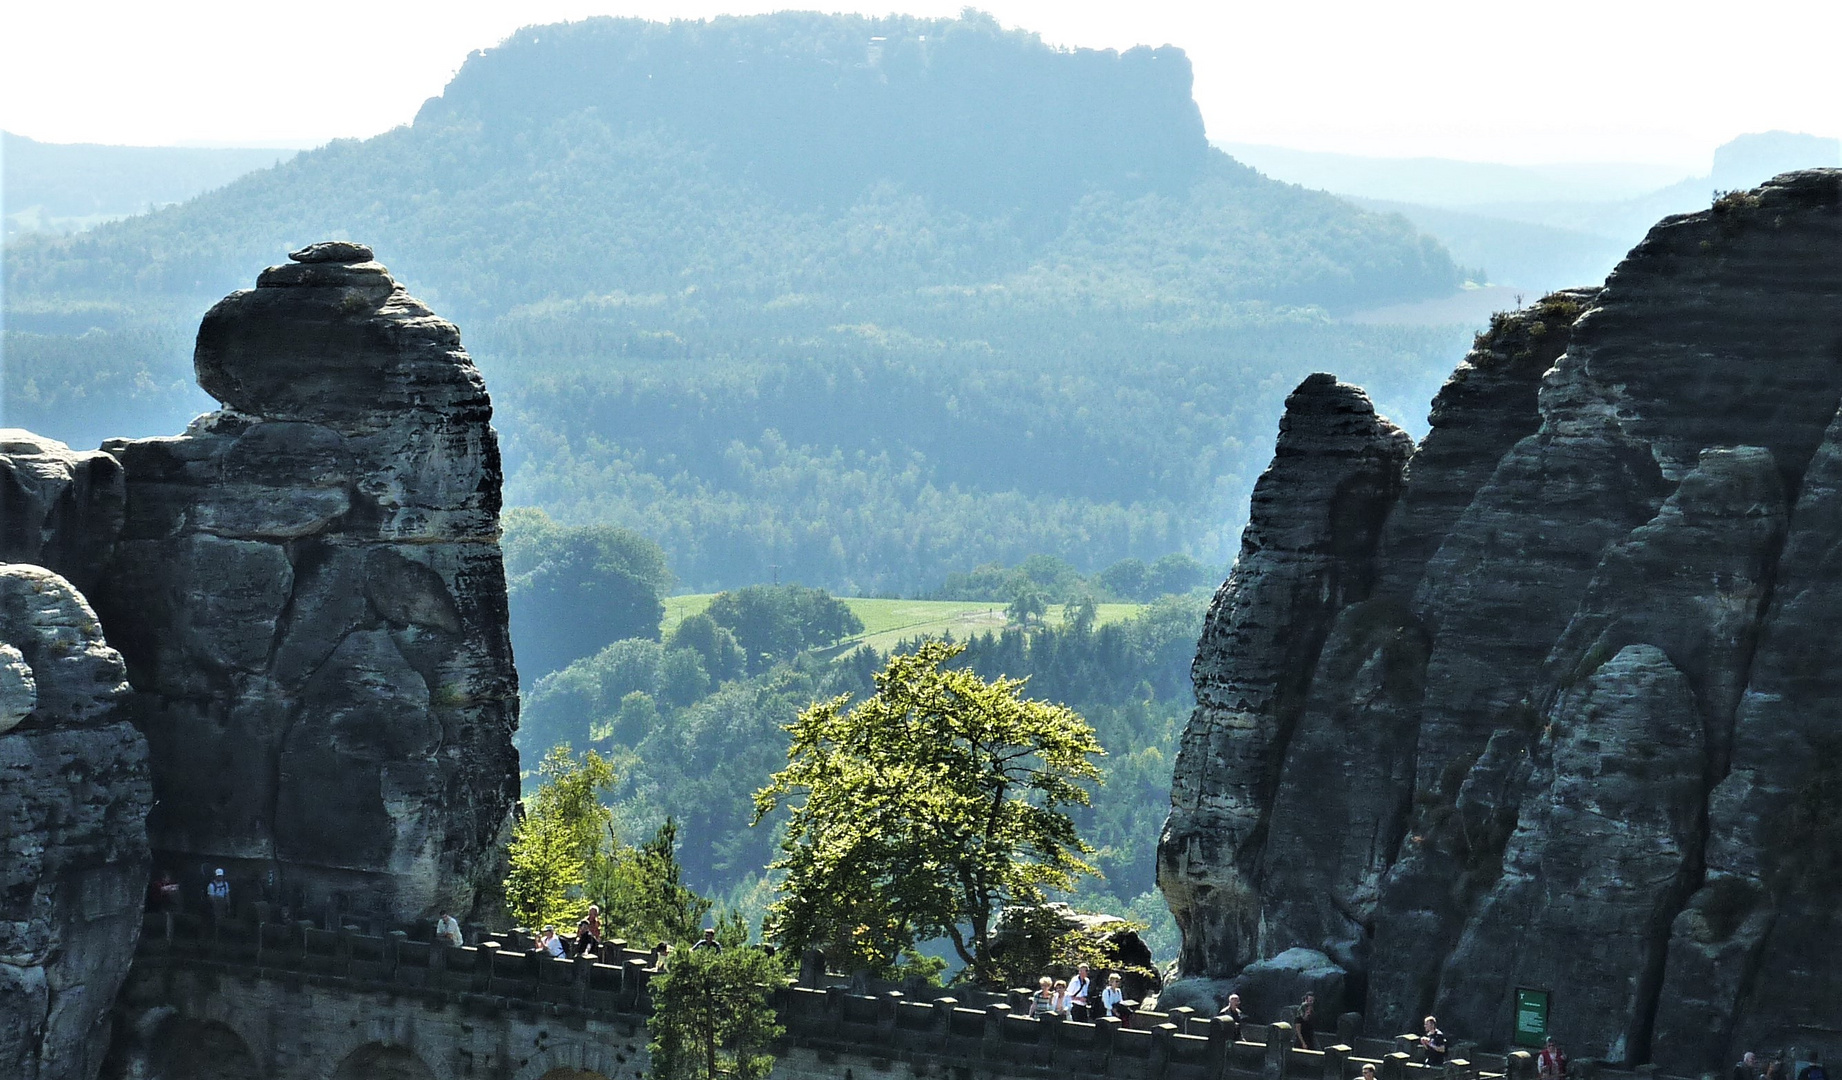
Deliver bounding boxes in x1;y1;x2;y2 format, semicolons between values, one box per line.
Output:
3;11;1473;592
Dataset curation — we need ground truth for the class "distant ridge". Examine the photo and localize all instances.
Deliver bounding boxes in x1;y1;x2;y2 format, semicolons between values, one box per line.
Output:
421;13;1209;213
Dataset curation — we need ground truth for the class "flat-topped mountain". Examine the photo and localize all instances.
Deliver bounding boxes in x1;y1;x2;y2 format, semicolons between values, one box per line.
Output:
3;12;1469;595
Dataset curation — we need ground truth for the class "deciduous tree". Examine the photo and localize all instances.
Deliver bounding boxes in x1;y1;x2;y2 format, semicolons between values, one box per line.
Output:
754;640;1103;984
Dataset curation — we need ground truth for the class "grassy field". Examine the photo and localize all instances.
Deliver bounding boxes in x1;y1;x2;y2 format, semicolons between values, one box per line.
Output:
662;595;1142;655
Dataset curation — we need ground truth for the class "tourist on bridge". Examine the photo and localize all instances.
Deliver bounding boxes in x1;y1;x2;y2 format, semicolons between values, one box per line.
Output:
1294;992;1317;1050
435;912;463;947
206;868;231;921
1102;972;1129;1020
1216;993;1244;1041
1031;976;1057;1017
1735;1051;1761;1080
1421;1017;1450;1065
1539;1036;1567;1080
691;927;723;951
538;926;567;958
574;905;602;958
1067;963;1093;1021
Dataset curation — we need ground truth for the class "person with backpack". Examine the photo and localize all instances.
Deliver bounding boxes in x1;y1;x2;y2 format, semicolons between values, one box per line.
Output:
1102;972;1130;1021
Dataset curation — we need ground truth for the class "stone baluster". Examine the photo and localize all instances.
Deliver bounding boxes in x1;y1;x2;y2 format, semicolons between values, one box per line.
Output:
1202;1015;1234;1079
1267;1022;1295;1080
1167;1005;1197;1034
1039;1011;1065;1068
982;1003;1008;1058
476;941;500;993
622;957;651;1007
573;954;593;1008
429;936;448;973
1382;1051;1412;1080
1097;1015;1122;1069
1153;1021;1179;1079
1505;1052;1536;1080
1338;1014;1363;1042
799;948;826;988
933;996;959;1051
878;990;903;1032
388;929;407;981
336;924;355;976
1446;1059;1473;1080
1324;1044;1352;1080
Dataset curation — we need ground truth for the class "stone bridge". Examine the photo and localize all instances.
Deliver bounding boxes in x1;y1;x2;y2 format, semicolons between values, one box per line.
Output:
109;912;1620;1080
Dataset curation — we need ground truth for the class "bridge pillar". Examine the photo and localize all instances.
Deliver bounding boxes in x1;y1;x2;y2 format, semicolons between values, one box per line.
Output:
1267;1022;1294;1080
1323;1043;1353;1080
1383;1050;1413;1080
1097;1015;1122;1069
1506;1051;1536;1080
1200;1015;1233;1078
1154;1021;1178;1079
983;1002;1008;1057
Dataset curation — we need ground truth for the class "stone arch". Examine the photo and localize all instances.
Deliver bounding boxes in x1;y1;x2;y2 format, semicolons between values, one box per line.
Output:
145;1017;262;1080
511;1043;632;1080
328;1042;439;1080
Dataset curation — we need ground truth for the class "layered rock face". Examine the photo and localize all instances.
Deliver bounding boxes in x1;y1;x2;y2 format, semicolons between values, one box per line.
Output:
0;242;520;927
0;563;152;1080
1159;171;1842;1070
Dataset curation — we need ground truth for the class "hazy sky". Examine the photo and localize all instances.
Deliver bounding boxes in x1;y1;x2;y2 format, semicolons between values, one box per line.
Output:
4;0;1837;167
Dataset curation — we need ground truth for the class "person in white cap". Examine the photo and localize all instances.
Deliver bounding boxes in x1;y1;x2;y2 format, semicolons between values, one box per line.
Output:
206;868;231;921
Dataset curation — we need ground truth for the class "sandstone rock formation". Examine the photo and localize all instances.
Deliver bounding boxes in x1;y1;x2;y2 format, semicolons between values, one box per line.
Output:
0;563;151;1080
0;242;520;928
1159;170;1842;1071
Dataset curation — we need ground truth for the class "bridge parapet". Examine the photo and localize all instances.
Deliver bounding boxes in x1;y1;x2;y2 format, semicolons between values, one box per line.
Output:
138;910;651;1019
128;915;1682;1080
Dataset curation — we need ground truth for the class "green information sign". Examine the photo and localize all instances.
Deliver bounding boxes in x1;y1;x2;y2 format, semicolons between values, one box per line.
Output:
1514;988;1551;1048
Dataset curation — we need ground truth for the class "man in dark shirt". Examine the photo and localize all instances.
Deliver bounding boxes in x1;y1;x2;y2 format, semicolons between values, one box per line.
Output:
1735;1052;1760;1080
1216;993;1244;1041
1295;993;1318;1050
691;927;722;952
1422;1016;1450;1065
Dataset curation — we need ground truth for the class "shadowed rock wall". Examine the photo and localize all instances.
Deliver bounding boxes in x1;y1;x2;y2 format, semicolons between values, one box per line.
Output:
1159;171;1842;1070
0;563;151;1080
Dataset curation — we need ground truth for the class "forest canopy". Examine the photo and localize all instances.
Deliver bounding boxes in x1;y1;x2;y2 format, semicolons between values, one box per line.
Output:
2;11;1470;594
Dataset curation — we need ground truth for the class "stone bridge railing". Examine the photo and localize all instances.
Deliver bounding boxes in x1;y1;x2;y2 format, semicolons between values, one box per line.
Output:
775;982;1534;1080
136;910;656;1018
131;911;1682;1080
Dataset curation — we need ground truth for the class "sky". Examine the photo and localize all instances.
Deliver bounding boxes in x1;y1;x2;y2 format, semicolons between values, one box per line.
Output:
3;0;1838;168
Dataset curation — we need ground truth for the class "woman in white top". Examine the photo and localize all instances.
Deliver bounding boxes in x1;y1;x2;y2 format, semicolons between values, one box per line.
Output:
1101;972;1126;1018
